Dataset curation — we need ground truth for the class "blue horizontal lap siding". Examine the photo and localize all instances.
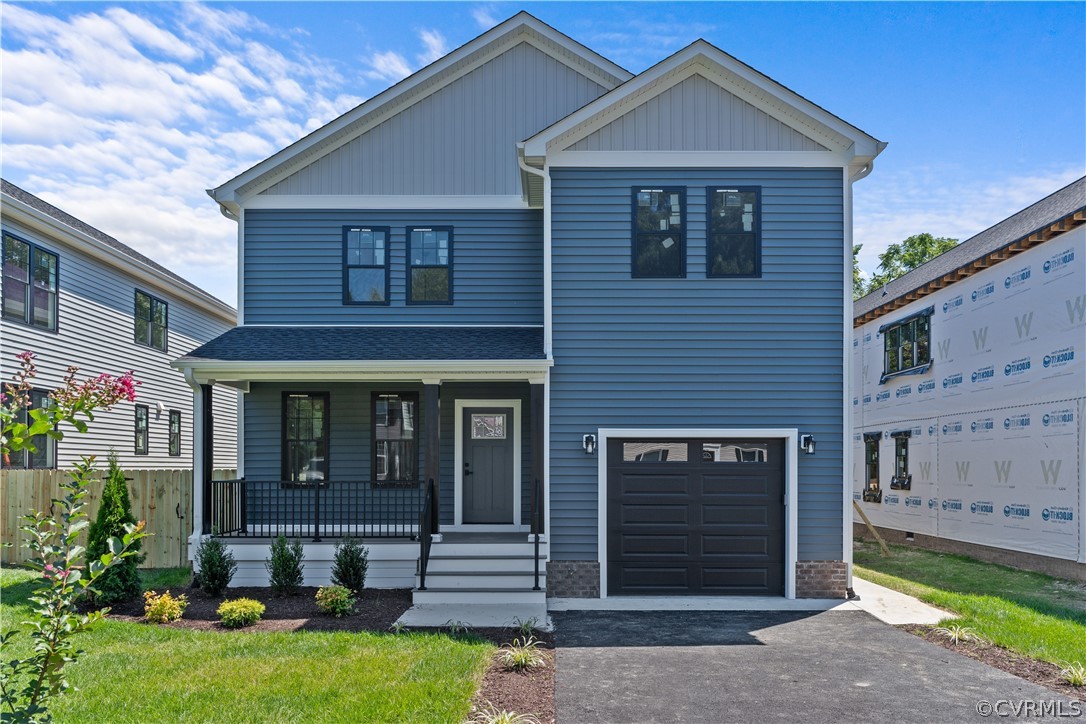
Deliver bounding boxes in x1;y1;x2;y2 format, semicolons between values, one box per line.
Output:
549;168;846;562
243;210;543;324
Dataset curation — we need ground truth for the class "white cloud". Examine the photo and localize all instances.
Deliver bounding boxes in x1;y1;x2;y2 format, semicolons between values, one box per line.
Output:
472;5;499;30
417;29;448;66
364;49;413;83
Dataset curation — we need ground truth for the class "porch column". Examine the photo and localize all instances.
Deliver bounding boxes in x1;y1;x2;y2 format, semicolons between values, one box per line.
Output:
530;383;544;533
201;383;214;533
424;383;440;534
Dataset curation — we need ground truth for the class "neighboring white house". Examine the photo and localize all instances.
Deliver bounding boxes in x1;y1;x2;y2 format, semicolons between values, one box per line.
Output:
1;179;238;471
852;177;1085;581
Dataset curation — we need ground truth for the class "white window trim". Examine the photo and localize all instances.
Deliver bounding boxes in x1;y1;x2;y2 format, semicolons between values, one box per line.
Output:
596;427;799;599
451;398;525;532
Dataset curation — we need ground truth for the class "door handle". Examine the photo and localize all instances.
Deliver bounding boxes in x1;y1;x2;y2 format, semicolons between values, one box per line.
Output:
464;463;473;477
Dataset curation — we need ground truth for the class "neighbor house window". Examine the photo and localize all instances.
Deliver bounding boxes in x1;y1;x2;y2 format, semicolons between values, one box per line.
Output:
890;431;911;490
862;432;881;503
880;306;934;382
135;290;168;351
372;392;418;484
343;226;390;305
135;405;149;455
169;410;182;457
707;187;760;277
2;233;58;331
622;441;688;462
407;227;452;304
2;389;56;469
282;393;329;483
632;188;685;278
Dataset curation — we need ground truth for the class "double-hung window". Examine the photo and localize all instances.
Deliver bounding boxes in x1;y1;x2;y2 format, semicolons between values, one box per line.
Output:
135;290;168;351
3;233;58;331
880;306;934;382
343;226;390;305
890;430;911;490
632;188;685;278
407;227;452;304
169;410;182;457
2;389;56;469
135;405;149;455
372;392;418;485
862;432;881;503
282;393;329;484
707;187;761;277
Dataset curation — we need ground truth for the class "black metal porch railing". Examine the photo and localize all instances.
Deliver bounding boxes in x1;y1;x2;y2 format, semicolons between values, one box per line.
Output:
530;476;544;591
206;479;423;541
417;478;436;591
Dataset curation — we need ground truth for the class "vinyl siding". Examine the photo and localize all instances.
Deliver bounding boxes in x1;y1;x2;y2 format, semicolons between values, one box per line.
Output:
261;42;608;197
0;217;237;470
244;381;534;525
549;167;845;561
566;74;828;152
243;209;543;325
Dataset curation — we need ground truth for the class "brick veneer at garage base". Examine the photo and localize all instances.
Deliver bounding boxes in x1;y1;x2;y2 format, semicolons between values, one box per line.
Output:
545;560;849;598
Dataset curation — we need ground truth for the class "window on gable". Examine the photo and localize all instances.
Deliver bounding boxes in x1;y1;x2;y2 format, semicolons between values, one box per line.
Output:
283;393;329;483
890;430;911;490
707;187;760;277
343;226;389;305
880;306;934;383
135;290;168;351
2;389;56;469
862;432;881;503
169;410;182;457
3;233;58;332
372;392;418;485
632;188;685;278
407;227;452;304
135;404;149;455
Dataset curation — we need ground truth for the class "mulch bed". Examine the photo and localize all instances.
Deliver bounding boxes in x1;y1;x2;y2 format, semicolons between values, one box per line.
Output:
469;641;555;724
901;624;1086;702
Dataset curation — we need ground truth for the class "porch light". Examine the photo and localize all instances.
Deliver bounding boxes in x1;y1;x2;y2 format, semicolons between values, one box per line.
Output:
582;434;597;455
801;435;816;455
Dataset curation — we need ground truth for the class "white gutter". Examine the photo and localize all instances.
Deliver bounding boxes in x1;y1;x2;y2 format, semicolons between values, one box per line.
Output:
517;146;552;357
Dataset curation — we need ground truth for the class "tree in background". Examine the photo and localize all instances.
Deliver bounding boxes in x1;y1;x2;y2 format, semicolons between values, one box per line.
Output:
853;244;866;299
854;233;959;299
87;452;145;603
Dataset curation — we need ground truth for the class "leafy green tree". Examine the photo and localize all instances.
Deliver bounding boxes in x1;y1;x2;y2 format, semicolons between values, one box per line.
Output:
866;233;958;292
87;452;145;603
853;244;867;299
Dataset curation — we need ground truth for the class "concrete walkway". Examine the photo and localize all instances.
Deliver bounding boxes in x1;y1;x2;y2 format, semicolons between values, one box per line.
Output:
845;576;952;625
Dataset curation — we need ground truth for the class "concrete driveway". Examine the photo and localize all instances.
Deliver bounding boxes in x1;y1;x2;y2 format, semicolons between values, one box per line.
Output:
554;610;1079;723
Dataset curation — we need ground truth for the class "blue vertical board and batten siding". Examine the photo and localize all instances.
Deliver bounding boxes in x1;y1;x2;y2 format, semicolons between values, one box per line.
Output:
243;210;543;325
549;168;846;562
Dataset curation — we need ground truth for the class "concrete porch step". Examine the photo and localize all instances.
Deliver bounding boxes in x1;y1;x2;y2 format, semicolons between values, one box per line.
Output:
412;588;546;605
395;603;551;630
426;554;543;573
417;571;546;589
430;541;547;557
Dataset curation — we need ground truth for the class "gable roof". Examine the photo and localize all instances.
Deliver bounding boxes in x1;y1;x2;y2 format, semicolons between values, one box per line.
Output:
208;12;631;215
1;178;235;323
521;39;885;163
854;176;1086;324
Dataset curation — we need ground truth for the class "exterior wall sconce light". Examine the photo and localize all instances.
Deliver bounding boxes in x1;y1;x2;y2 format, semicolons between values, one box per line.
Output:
801;435;816;455
582;434;597;455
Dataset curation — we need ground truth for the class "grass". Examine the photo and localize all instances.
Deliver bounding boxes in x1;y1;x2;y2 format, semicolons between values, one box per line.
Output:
853;539;1086;667
1;567;494;723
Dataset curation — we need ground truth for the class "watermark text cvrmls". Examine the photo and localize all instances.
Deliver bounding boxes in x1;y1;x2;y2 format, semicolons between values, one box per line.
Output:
976;699;1082;718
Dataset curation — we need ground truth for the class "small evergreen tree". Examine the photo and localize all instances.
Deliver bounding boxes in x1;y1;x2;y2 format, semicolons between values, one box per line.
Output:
266;536;304;595
193;536;237;596
331;538;369;593
87;452;144;603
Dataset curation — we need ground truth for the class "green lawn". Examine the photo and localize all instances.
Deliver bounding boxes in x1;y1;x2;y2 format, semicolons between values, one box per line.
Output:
1;567;494;723
854;539;1086;667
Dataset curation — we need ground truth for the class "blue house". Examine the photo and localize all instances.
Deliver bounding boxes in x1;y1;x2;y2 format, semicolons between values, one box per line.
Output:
175;13;884;603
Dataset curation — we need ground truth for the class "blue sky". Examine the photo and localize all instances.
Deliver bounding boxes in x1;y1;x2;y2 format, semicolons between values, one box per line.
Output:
2;2;1083;305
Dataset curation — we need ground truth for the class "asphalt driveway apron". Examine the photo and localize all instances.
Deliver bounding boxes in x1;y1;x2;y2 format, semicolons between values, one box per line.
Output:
553;610;1079;723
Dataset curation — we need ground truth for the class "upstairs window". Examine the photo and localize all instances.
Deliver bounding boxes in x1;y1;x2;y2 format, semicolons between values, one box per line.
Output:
707;187;761;277
135;290;168;351
135;405;149;455
373;392;418;485
862;432;881;503
890;430;911;490
169;410;182;457
282;393;329;483
880;306;934;382
343;226;389;305
3;233;58;331
407;227;452;304
632;188;685;278
2;389;56;469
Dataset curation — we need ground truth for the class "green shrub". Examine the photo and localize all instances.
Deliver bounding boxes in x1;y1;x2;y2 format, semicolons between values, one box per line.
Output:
144;590;187;623
193;536;237;596
217;598;266;628
331;538;369;592
87;452;144;603
266;536;305;595
498;636;545;671
315;585;355;617
1061;662;1086;687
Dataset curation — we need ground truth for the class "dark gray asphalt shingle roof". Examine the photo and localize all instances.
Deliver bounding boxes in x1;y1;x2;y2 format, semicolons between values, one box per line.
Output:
182;326;546;362
1;178;233;312
855;176;1086;318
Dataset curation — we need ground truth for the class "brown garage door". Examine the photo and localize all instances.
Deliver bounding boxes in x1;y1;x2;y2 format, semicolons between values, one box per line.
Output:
607;438;785;595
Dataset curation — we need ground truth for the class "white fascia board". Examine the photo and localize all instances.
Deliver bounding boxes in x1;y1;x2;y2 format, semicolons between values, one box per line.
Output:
242;195;528;211
171;358;553;383
210;14;630;206
545;150;853;168
1;194;236;325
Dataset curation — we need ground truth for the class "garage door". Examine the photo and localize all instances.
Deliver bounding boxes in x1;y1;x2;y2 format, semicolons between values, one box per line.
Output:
607;438;785;595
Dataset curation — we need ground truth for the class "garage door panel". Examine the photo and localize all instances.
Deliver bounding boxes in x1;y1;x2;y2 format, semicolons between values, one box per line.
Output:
621;504;689;525
701;535;771;556
700;567;771;592
615;534;690;556
615;566;691;592
701;474;774;496
702;504;769;526
616;474;691;496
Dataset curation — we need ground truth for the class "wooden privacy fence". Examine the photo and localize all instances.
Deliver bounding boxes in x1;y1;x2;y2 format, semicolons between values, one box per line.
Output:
1;468;236;569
